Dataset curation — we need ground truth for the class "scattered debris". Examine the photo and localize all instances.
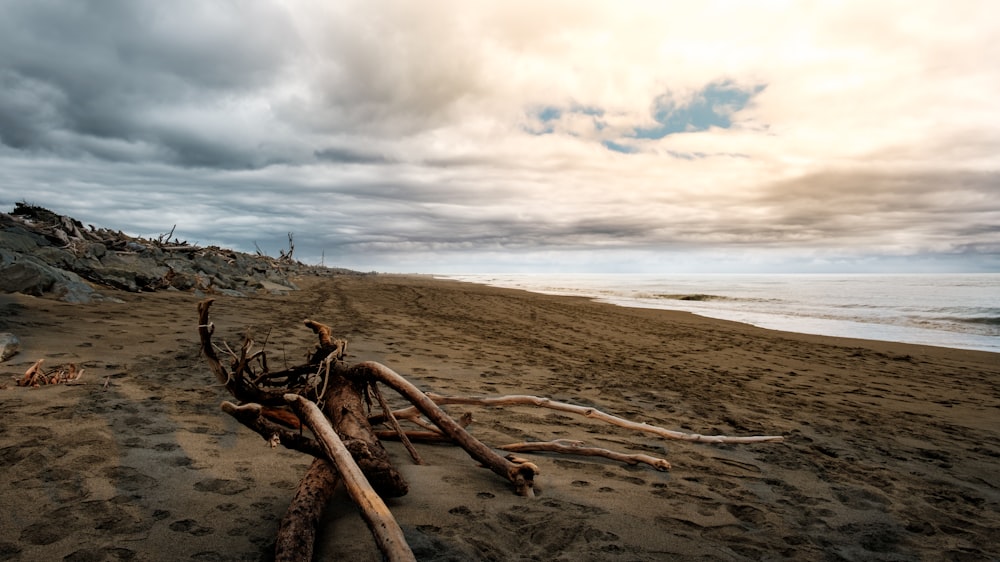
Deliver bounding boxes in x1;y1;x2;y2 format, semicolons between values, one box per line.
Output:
14;359;84;387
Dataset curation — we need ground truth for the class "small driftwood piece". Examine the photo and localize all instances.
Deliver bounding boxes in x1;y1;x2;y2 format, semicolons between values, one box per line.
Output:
286;394;416;562
17;359;45;387
499;439;672;471
15;360;84;387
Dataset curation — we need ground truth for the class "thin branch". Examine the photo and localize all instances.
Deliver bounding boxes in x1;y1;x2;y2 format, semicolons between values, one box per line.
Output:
371;382;424;465
499;439;671;471
424;393;784;444
351;361;540;497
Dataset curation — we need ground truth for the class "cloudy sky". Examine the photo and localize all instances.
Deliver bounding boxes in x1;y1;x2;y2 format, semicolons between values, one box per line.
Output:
1;0;998;273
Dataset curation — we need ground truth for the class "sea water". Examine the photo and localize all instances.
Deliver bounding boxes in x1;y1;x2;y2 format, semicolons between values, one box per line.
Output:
441;273;1000;353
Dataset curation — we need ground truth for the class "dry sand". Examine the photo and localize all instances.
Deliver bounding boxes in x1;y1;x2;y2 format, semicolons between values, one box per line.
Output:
1;273;998;561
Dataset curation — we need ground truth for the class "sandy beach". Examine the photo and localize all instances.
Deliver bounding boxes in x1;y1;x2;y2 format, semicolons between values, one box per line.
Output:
2;273;998;561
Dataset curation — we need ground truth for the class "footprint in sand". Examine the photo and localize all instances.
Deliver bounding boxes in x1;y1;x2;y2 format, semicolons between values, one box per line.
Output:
194;478;249;495
63;547;137;561
103;466;158;492
170;518;214;536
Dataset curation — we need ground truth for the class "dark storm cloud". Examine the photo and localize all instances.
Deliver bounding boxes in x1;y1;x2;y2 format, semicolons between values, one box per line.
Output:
314;147;393;165
747;169;1000;252
0;0;301;168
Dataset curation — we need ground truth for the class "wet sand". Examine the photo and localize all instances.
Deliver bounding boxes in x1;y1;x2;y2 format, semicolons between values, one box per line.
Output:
2;273;998;560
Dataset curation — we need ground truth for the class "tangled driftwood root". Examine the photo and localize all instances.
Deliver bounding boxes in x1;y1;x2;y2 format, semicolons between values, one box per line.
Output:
14;359;84;387
197;299;783;561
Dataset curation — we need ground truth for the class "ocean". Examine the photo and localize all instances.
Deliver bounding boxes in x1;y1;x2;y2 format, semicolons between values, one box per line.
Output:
441;273;1000;353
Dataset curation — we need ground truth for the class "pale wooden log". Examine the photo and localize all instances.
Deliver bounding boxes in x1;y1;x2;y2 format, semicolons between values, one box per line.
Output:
275;458;340;562
285;394;416;562
499;439;672;471
160;245;200;253
352;361;539;497
425;393;784;444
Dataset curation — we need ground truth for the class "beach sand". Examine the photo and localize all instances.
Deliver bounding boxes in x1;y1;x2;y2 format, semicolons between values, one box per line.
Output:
1;273;998;561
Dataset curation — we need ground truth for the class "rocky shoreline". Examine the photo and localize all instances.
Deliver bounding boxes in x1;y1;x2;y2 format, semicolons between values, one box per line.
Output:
0;203;352;303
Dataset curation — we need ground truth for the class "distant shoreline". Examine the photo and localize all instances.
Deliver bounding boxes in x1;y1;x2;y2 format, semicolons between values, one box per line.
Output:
436;272;1000;354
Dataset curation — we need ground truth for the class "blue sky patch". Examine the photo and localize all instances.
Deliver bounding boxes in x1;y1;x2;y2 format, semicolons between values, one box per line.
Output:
536;106;562;121
632;81;765;139
528;104;607;134
602;140;638;154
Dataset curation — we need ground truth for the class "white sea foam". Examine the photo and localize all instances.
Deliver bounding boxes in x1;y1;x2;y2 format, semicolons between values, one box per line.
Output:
441;273;1000;353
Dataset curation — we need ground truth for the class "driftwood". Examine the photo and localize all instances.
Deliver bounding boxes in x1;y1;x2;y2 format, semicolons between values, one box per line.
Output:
14;359;84;387
197;299;783;560
499;440;672;471
287;394;416;562
352;361;539;497
275;459;338;562
421;393;784;444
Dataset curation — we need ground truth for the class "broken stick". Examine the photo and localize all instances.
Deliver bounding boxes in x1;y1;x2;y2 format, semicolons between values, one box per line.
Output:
499;439;672;471
424;393;784;444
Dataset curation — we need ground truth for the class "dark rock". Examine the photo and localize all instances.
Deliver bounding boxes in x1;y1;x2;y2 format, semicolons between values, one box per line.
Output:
0;257;60;295
0;229;46;253
86;242;107;259
0;254;100;303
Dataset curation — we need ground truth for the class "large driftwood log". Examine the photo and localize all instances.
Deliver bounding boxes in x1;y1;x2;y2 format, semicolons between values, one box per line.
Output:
286;394;416;562
198;298;784;560
314;361;408;497
274;459;339;562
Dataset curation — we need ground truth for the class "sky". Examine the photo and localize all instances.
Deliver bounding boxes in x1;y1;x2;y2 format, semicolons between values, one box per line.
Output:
1;0;998;274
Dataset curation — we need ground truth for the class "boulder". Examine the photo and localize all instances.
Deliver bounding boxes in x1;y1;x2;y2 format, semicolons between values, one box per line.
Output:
0;254;100;303
0;332;19;362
